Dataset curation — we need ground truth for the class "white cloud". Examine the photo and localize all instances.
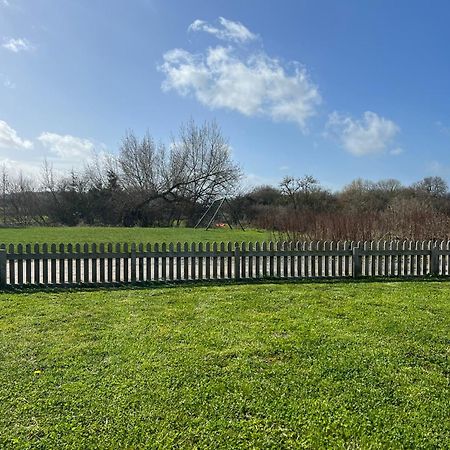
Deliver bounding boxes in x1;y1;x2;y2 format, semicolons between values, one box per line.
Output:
0;120;33;150
160;45;321;129
0;157;42;178
0;121;107;176
37;132;96;159
390;147;403;156
188;17;257;43
326;111;399;156
2;37;33;53
243;172;278;189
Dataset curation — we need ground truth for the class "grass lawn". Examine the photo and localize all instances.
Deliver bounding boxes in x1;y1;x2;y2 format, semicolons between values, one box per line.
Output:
0;226;271;247
1;281;449;448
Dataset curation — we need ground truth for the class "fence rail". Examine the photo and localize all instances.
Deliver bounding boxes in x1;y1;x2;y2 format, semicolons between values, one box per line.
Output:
1;240;450;288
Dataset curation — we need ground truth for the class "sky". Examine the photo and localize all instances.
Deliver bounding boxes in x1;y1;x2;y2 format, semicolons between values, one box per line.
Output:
1;0;450;191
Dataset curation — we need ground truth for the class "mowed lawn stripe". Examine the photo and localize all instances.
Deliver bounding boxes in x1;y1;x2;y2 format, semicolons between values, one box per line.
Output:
0;282;449;448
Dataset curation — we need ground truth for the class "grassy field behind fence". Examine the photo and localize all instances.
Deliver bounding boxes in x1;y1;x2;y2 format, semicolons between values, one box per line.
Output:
0;226;270;246
1;281;449;448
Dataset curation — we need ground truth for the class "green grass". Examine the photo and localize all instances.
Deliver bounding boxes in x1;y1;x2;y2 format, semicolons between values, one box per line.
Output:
1;282;449;448
0;226;271;246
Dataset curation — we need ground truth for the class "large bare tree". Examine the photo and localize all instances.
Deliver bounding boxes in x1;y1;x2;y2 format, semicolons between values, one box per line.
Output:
118;120;242;225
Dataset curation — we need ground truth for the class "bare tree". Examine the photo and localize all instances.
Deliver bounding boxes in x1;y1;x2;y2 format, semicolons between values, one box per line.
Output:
119;120;242;226
280;175;321;210
412;176;448;197
118;132;162;193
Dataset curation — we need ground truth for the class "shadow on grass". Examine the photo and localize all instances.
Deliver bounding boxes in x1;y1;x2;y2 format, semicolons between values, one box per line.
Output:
1;275;450;295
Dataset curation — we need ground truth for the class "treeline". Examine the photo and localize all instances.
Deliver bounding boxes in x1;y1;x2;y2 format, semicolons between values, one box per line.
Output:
2;119;450;240
1;120;241;228
231;175;450;240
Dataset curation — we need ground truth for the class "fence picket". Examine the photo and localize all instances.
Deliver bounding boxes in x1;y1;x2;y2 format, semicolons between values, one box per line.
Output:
212;242;218;279
160;243;166;281
59;243;65;284
191;242;197;280
8;243;15;285
442;241;450;275
410;240;415;276
268;242;274;277
325;241;330;277
184;242;189;280
107;243;113;283
67;243;73;284
75;243;81;283
255;242;261;278
25;244;32;284
240;242;246;279
275;242;281;277
336;241;341;276
198;243;204;280
205;242;211;280
34;243;40;284
227;242;233;279
145;243;151;281
123;243;129;283
288;242;294;277
115;243;121;282
176;242;182;280
130;243;136;282
168;243;174;281
91;243;98;283
248;242;254;278
220;242;225;279
83;243;89;283
17;244;24;285
50;244;56;284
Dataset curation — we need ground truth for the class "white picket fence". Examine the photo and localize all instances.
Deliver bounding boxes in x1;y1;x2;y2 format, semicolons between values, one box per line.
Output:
1;240;450;287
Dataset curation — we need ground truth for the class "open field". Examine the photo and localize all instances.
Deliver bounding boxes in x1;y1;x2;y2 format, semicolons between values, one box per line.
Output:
0;226;271;246
1;282;449;448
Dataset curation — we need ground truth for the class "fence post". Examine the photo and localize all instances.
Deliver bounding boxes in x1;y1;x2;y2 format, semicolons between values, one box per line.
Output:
352;245;362;278
0;248;7;287
430;244;439;276
234;242;240;280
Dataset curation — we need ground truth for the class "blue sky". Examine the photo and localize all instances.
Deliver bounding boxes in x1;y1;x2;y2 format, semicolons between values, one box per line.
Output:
1;0;450;190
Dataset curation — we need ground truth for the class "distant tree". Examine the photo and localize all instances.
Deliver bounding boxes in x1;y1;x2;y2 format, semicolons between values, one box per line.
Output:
248;185;282;205
280;175;319;210
375;178;402;193
412;176;448;197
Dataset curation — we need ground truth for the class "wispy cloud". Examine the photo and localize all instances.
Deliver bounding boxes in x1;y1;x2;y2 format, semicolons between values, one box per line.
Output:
188;17;257;43
160;20;321;130
436;120;450;136
390;147;403;156
0;73;15;89
243;172;279;189
326;111;399;156
2;37;34;53
37;132;97;159
0;119;33;150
